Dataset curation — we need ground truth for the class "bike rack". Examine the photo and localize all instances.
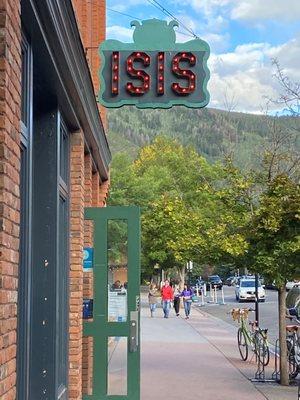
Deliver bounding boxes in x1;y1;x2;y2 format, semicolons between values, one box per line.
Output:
251;336;277;383
251;343;266;382
271;339;280;382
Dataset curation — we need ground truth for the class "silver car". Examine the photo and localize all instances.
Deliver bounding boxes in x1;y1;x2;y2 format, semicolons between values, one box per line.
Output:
235;279;266;302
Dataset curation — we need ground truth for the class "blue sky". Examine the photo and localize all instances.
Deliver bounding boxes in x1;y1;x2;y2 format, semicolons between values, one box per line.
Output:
106;1;300;113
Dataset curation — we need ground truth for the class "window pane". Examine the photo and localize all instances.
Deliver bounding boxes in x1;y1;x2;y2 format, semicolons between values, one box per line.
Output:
107;220;128;323
58;196;68;384
107;337;127;395
60;124;69;183
21;45;28;125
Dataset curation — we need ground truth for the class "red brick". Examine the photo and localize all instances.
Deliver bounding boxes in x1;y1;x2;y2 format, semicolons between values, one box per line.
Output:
0;0;21;398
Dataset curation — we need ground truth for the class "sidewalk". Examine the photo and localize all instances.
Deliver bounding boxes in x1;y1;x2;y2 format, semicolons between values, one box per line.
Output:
141;298;297;400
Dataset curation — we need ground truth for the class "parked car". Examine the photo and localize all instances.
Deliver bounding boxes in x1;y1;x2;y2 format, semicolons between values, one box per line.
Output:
286;281;300;291
207;275;223;290
225;276;238;286
190;278;205;294
286;285;300;316
235;278;266;302
264;280;277;290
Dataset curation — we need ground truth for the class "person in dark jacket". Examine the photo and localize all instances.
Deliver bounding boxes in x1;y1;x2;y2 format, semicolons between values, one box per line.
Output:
173;282;181;316
181;284;193;319
161;279;173;318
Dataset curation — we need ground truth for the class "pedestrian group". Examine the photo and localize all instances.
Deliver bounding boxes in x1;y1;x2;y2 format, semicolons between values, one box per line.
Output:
148;279;194;319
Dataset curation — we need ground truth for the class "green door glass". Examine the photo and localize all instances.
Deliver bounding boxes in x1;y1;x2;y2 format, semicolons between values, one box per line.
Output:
83;206;140;400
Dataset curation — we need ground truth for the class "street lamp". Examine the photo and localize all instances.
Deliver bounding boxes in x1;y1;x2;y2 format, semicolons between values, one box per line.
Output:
186;261;193;286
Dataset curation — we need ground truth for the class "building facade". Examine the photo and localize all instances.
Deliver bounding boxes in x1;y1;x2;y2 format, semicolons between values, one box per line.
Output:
0;1;110;399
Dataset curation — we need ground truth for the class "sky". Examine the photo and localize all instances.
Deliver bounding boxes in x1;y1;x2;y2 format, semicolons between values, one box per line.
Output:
106;0;300;114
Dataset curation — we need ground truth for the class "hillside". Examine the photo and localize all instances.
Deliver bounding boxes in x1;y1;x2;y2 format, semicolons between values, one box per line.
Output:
107;107;300;168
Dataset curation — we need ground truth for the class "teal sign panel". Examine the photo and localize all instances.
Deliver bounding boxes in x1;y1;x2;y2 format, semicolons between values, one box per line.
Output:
83;247;93;271
99;19;210;109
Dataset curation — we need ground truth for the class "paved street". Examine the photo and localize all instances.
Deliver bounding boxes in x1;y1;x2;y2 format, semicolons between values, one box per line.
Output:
198;286;279;345
140;294;297;400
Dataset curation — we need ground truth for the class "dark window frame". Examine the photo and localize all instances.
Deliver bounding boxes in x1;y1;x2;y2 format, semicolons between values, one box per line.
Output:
17;30;33;400
56;112;70;398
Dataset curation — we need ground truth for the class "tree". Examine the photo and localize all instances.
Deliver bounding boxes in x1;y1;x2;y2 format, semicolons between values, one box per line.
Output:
239;94;300;384
271;59;300;116
109;136;249;285
247;175;300;385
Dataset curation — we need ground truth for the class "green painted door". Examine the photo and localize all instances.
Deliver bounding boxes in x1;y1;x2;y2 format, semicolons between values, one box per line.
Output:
83;206;140;400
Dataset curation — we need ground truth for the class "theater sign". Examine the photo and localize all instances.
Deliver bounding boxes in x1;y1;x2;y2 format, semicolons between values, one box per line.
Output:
99;19;210;109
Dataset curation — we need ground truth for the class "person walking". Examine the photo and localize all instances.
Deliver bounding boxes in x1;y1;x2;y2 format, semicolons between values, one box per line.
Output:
161;279;173;318
148;283;158;317
181;284;193;319
173;282;181;316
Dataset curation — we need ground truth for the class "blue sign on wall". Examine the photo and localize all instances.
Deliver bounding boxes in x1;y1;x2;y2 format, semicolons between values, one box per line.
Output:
83;299;93;319
83;247;94;271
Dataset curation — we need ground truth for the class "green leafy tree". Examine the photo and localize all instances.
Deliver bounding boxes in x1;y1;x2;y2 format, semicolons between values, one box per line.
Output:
247;175;300;385
109;136;249;285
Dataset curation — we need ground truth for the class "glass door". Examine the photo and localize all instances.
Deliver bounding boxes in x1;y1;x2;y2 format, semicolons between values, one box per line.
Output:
83;206;140;400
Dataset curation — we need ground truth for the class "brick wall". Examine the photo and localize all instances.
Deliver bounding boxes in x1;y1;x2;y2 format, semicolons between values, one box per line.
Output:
82;154;94;396
0;1;21;399
68;131;85;400
72;0;107;125
69;2;110;398
69;136;110;400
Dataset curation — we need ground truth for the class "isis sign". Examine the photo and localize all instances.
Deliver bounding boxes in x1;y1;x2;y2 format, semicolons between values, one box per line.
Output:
99;19;210;109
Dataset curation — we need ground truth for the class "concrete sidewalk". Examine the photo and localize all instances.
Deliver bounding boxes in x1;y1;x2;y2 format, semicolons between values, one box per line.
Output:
141;299;297;400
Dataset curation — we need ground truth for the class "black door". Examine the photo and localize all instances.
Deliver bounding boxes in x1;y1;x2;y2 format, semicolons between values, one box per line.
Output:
17;39;70;396
29;109;69;400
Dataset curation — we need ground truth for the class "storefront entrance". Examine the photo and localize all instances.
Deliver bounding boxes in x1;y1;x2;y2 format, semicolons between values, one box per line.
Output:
83;206;141;400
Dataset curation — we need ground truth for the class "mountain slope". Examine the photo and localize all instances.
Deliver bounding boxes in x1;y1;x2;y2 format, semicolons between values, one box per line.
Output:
107;107;300;168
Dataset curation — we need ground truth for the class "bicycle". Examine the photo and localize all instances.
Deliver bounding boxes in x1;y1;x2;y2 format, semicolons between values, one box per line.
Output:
230;308;270;366
286;310;300;379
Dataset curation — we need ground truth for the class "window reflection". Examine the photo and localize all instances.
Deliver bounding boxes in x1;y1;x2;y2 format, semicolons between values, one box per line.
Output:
107;220;128;322
107;337;127;395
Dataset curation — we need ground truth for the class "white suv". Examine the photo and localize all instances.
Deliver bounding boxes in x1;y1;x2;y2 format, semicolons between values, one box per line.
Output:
235;279;266;302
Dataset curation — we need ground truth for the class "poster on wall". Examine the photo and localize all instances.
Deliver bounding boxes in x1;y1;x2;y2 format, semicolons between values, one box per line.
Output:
99;19;210;109
83;247;94;272
108;290;127;322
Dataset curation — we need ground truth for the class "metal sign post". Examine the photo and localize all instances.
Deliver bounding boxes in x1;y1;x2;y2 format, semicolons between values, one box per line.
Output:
255;273;259;325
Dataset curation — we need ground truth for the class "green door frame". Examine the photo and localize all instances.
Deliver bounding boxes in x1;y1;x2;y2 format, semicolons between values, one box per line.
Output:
83;206;141;400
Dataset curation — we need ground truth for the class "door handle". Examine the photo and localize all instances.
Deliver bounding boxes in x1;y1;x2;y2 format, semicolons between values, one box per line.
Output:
129;311;138;352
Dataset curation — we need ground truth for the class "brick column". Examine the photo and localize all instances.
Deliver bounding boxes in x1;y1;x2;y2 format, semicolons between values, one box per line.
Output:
68;131;85;400
99;180;109;207
0;1;21;400
92;172;100;207
72;0;107;126
82;153;93;395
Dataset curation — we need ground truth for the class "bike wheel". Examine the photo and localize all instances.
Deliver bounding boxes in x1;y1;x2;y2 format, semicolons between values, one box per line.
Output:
254;331;270;366
237;328;248;361
287;336;299;380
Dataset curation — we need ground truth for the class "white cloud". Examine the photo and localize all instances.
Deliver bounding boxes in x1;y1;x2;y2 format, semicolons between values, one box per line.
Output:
188;0;232;15
202;32;230;52
208;37;300;113
106;25;134;42
231;0;300;21
181;0;300;22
